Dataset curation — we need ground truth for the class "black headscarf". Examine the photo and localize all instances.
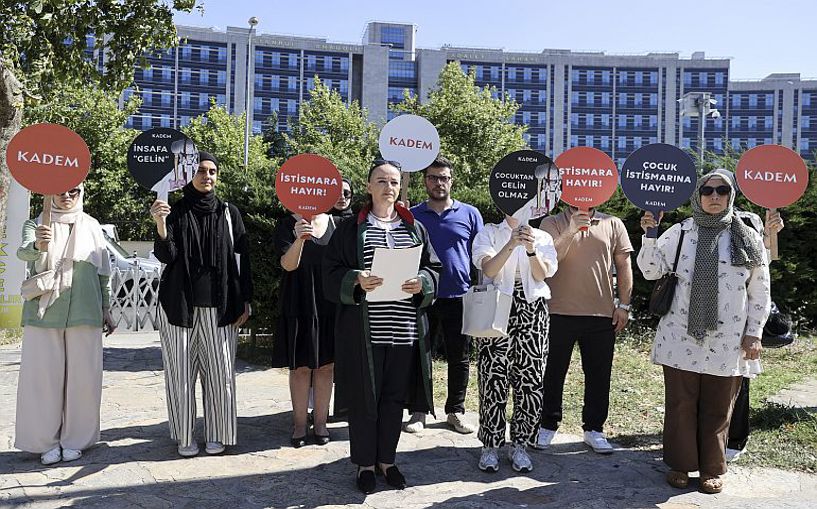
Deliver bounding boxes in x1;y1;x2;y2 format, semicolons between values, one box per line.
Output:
180;150;225;273
330;177;354;218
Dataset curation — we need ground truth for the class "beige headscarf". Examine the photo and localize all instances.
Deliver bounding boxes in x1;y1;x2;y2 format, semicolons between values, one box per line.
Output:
35;185;111;317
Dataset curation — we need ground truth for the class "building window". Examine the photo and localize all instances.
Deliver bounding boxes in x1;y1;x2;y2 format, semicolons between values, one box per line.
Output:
802;116;810;128
323;56;333;70
586;92;594;105
715;72;724;85
571;91;579;105
181;92;190;107
765;116;774;129
602;70;611;84
601;136;609;149
571;69;579;83
160;115;171;128
288;53;298;68
650;71;658;85
618;136;626;148
143;68;153;81
683;72;692;86
287;99;297;113
650;93;658;106
491;66;500;80
218;70;226;86
271;52;281;67
161;91;171;107
619;71;628;85
618;115;627;127
635;71;643;85
306;55;316;70
570;135;579;147
732;139;742;149
803;93;811;106
142;88;152;105
602;114;610;126
586;113;594;126
799;139;809;151
255;50;264;65
732;116;740;128
181;68;191;84
619;93;627;106
288;76;297;91
340;57;349;71
602;92;610;105
765;93;774;107
218;47;226;62
571;113;579;127
698;72;707;85
649;115;657;128
381;26;405;47
732;94;741;108
748;116;757;128
681;137;691;148
749;95;758;107
181;45;191;59
388;61;416;79
199;69;209;85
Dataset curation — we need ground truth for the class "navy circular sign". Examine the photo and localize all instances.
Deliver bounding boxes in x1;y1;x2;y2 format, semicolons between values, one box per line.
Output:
127;128;198;197
489;150;560;221
621;143;697;214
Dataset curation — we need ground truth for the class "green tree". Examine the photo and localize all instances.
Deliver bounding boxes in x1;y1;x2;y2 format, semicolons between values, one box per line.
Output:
0;0;199;234
393;62;528;219
22;83;155;239
285;77;380;194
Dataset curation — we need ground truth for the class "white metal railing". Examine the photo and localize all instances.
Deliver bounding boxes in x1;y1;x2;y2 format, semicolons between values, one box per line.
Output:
110;266;161;331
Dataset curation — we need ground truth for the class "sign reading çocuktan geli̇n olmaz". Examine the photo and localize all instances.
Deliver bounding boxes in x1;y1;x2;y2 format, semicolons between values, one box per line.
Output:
489;150;561;222
378;114;440;172
6;123;91;195
275;154;342;220
620;143;697;238
127;128;198;201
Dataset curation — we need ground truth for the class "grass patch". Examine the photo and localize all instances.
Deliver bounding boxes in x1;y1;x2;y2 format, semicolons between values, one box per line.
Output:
429;330;817;472
0;328;23;346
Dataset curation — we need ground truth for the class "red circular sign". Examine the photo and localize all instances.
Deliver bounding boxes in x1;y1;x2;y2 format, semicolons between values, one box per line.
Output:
275;154;342;219
555;147;619;209
735;145;809;209
6;123;91;194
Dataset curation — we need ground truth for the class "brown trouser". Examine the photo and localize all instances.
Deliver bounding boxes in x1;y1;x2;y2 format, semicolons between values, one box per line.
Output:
662;365;742;476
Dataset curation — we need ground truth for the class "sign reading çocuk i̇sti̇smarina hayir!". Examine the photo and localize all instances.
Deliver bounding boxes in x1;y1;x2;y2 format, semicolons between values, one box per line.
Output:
275;154;342;220
378;114;440;172
555;147;619;210
127;128;198;199
489;150;561;221
620;143;697;238
6;123;91;194
735;145;809;210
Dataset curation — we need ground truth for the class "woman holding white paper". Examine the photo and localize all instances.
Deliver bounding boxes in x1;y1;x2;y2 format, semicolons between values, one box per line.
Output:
471;213;557;474
637;169;770;494
15;185;116;465
323;159;440;494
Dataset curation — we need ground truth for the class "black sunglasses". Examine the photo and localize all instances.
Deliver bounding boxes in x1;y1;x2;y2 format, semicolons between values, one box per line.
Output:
699;185;731;196
60;188;81;198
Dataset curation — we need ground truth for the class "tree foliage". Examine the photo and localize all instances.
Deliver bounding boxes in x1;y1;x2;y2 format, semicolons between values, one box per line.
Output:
284;77;380;194
22;82;156;239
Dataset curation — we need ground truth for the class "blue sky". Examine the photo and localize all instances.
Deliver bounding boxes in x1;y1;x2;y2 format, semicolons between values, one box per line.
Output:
174;0;815;81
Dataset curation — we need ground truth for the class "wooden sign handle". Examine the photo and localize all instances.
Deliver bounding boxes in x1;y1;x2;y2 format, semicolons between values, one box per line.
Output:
579;207;589;232
41;195;52;229
768;207;779;261
400;171;410;206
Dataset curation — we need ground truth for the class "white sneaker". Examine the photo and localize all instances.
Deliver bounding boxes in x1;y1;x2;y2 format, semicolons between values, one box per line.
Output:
508;443;533;473
177;444;200;457
446;412;476;434
61;449;82;462
533;427;556;450
725;447;744;463
403;412;426;433
583;431;614;454
40;447;61;465
205;441;225;455
478;447;499;472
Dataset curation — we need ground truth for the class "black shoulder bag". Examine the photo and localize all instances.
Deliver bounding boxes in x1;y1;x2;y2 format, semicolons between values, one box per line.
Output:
648;229;685;317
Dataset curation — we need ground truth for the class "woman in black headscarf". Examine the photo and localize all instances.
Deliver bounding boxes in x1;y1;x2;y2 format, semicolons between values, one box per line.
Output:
150;151;253;458
330;178;354;219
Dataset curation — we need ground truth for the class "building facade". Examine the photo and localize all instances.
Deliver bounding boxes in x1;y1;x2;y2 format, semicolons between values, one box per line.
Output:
122;22;817;163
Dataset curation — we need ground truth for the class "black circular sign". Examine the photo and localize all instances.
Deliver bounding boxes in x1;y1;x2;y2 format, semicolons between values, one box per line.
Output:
127;128;198;194
489;150;561;220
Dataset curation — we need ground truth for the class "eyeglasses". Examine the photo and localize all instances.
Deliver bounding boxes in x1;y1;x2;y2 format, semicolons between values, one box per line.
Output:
425;175;452;184
699;185;731;197
60;188;81;198
342;190;352;198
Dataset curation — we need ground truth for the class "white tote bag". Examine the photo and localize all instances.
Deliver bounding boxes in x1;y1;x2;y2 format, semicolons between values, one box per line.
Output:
461;283;513;338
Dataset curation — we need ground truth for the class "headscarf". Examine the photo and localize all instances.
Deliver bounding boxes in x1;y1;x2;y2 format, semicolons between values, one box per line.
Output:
35;184;111;318
330;177;354;218
686;169;765;340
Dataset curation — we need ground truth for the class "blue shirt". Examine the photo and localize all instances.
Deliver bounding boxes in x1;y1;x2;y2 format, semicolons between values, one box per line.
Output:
412;200;484;298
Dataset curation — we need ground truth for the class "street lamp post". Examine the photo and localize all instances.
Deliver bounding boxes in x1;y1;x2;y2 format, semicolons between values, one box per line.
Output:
244;16;259;170
679;91;721;171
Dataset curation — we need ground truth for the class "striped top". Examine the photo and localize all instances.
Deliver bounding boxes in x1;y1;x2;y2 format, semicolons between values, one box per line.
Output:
364;217;419;346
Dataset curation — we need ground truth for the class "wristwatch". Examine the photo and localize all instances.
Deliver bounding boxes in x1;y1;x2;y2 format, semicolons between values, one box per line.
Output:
617;303;631;311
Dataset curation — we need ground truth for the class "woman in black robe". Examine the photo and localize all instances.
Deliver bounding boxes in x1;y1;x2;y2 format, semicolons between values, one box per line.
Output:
323;160;439;494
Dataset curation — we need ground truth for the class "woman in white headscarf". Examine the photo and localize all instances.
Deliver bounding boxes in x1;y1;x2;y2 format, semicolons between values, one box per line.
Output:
14;184;115;465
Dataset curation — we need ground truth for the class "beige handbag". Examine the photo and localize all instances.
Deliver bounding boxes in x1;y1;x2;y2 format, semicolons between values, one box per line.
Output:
461;279;513;338
20;269;56;301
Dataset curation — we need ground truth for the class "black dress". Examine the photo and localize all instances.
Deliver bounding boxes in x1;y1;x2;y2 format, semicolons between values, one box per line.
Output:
272;215;335;369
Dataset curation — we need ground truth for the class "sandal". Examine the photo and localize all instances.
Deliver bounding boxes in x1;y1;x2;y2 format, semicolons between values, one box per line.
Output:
665;470;689;489
700;475;723;494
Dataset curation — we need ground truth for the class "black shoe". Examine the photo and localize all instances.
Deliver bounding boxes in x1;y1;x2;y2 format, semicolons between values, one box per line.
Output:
357;468;376;494
290;435;307;448
314;432;331;446
382;465;406;490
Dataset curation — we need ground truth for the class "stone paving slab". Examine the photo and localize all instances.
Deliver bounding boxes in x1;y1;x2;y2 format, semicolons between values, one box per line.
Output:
768;378;817;411
1;331;816;508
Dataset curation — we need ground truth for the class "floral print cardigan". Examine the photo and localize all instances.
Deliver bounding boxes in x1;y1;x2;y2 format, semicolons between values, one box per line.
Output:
637;218;771;377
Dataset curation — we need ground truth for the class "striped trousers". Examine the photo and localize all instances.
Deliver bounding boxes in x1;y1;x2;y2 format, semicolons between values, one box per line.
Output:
159;307;238;447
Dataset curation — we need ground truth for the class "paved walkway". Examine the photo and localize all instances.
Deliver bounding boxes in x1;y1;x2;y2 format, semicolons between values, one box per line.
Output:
1;332;816;509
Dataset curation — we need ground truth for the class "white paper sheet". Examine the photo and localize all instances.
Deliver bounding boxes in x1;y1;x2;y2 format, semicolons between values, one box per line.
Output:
366;246;422;302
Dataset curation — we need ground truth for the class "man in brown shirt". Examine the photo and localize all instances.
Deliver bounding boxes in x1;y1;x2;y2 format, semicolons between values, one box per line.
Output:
535;206;633;454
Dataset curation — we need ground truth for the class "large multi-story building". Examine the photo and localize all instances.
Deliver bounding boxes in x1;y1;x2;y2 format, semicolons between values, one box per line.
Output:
122;21;817;163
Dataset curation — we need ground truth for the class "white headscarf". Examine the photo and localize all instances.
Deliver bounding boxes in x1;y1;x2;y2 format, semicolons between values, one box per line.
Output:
35;185;111;317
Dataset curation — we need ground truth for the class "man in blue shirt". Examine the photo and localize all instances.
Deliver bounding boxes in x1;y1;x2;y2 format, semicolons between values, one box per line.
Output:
406;156;484;434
